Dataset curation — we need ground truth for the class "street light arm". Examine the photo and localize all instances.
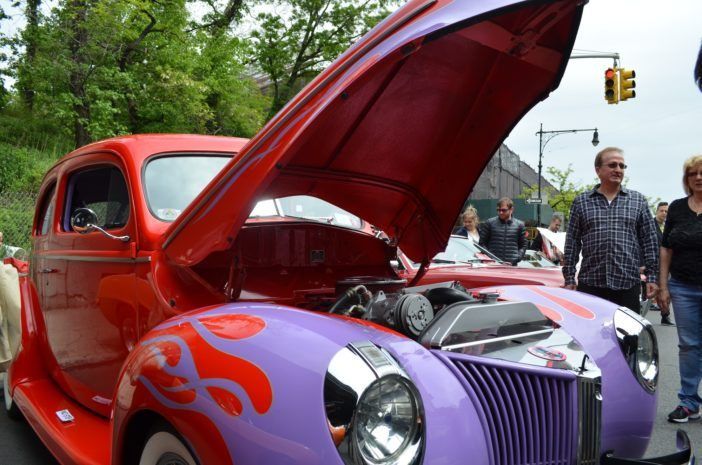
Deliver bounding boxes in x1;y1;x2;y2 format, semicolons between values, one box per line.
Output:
537;127;599;152
537;127;599;135
534;124;599;225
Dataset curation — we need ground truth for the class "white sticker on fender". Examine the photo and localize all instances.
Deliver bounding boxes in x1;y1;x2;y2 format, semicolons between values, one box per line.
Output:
55;409;75;423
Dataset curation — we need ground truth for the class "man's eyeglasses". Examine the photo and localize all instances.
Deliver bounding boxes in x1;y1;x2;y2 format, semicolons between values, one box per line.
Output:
603;162;627;169
497;208;510;213
686;170;702;178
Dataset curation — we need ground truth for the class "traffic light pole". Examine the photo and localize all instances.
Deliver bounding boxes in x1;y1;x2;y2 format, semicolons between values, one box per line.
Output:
536;124;599;225
570;52;636;103
570;52;620;66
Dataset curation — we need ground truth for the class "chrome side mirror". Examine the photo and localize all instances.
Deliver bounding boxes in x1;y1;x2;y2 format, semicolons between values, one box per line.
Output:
71;208;98;234
70;207;130;242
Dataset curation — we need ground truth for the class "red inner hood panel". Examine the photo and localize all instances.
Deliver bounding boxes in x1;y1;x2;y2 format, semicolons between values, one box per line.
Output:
164;0;584;266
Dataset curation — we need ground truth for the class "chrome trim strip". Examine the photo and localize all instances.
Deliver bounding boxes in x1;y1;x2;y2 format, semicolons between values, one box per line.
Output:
348;341;405;379
440;328;554;351
37;254;151;263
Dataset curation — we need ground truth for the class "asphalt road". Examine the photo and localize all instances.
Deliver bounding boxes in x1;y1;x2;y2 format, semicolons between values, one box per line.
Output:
644;308;701;459
0;310;699;464
0;377;58;465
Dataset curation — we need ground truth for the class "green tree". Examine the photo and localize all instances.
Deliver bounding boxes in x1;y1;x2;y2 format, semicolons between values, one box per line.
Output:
519;165;590;221
249;0;399;116
5;0;269;147
16;0;42;110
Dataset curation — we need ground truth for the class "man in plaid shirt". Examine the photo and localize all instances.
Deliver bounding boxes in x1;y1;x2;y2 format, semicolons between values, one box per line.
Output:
563;147;659;313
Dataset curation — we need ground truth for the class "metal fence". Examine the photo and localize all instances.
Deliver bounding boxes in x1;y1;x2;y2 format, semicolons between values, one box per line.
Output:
0;190;38;253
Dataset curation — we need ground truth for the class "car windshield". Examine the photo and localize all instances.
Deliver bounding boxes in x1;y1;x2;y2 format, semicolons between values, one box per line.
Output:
250;196;363;230
518;250;558;268
144;154;231;221
432;237;503;264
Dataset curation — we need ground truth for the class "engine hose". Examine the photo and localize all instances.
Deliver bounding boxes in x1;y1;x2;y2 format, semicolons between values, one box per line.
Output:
328;285;371;314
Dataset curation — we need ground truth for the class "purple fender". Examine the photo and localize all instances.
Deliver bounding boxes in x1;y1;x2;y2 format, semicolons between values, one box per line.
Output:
113;303;489;465
495;285;656;458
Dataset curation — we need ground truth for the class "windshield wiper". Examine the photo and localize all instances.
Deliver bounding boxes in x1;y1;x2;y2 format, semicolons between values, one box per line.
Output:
432;258;458;264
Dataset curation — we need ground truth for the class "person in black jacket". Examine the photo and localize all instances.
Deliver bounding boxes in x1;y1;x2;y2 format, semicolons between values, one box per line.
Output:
654;202;668;243
479;197;527;265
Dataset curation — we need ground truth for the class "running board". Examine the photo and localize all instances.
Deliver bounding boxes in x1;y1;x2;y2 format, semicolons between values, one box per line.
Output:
14;379;111;465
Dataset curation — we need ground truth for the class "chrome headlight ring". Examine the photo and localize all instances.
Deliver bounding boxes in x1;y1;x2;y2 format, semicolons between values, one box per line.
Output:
613;307;659;393
324;341;424;465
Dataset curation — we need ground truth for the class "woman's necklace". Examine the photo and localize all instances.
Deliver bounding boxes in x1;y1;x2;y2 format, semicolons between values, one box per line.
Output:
689;196;702;216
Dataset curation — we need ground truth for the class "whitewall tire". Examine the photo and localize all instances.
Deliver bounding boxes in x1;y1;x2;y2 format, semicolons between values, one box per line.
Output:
139;429;197;465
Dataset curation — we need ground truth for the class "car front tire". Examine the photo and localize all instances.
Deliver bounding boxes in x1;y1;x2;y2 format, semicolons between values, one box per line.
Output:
139;427;198;465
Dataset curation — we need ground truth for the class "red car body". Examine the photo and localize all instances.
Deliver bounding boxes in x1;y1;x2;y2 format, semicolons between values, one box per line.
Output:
396;235;565;289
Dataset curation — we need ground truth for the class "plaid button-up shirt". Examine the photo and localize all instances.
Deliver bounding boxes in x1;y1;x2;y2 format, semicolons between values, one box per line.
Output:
563;186;659;290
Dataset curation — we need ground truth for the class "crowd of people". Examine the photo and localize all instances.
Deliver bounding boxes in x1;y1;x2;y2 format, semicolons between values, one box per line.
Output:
455;197;556;265
456;146;702;425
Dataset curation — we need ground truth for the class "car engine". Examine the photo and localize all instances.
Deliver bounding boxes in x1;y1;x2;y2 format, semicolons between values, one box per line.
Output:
329;277;479;338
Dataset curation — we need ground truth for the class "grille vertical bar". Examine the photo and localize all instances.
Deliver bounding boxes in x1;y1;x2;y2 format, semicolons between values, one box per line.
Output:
577;375;602;465
443;354;588;465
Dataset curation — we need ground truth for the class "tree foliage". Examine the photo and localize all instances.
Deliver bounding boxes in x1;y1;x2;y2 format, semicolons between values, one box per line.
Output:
0;0;399;149
2;0;271;149
519;165;591;222
249;0;399;116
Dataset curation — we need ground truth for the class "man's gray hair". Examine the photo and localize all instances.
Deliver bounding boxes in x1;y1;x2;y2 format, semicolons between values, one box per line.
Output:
594;147;624;167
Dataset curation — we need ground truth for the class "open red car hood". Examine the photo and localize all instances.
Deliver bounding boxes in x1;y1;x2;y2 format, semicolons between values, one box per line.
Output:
163;0;585;266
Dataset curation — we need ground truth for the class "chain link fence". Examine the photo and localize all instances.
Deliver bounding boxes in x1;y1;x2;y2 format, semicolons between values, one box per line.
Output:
0;190;38;254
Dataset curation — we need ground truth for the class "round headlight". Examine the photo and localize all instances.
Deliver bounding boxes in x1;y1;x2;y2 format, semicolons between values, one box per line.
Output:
613;307;659;393
636;326;658;389
351;375;423;465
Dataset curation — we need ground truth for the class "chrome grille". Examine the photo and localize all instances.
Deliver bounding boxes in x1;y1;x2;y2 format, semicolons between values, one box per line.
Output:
440;353;600;465
577;375;602;465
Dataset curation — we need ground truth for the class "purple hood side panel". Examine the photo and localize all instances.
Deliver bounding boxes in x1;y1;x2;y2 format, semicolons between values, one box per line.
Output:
124;303;488;464
495;286;656;457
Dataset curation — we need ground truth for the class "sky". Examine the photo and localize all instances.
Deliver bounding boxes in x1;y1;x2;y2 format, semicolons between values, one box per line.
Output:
504;0;702;204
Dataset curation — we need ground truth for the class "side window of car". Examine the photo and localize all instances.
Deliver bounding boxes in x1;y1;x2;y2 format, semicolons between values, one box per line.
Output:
36;182;57;236
65;166;130;231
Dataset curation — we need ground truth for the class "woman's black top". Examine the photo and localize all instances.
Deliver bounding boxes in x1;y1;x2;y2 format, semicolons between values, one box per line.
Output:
661;197;702;285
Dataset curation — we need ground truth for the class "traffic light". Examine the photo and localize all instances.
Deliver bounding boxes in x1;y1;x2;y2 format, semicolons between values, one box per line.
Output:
619;68;636;101
604;67;619;104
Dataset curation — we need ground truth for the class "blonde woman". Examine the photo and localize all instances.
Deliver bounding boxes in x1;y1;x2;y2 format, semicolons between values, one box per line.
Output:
456;206;480;242
659;154;702;423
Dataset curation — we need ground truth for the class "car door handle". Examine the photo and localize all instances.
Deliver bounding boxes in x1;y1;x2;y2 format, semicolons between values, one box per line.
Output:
38;268;58;274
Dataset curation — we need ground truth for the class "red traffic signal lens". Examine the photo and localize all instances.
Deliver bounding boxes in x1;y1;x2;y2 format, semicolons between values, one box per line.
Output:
605;68;615;79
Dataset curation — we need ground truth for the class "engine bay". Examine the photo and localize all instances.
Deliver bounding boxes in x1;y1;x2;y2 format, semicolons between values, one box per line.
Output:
186;218;595;372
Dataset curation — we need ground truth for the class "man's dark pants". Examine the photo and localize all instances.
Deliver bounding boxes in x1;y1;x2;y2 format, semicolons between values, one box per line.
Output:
577;283;641;314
